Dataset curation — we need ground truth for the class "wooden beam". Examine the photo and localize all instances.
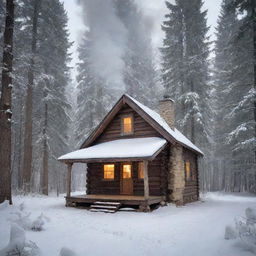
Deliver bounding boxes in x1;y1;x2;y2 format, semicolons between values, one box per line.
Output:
61;156;153;164
143;160;149;199
66;163;73;197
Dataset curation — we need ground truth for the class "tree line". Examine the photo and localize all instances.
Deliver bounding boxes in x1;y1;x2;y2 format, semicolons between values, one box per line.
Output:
0;0;71;203
0;0;255;204
161;0;255;192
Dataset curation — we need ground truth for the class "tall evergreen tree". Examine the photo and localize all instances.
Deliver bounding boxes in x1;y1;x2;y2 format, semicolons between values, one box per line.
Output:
0;0;14;204
76;32;109;147
213;0;255;192
161;0;211;190
213;0;238;191
161;0;211;144
33;0;71;193
161;1;184;119
22;0;41;193
11;0;35;190
5;0;71;194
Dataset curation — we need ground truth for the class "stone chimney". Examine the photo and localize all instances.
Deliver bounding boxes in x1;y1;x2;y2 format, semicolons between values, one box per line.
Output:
159;95;175;130
159;95;185;205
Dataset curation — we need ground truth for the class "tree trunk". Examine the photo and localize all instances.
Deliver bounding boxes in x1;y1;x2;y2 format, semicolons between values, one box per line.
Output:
22;0;41;193
42;96;48;195
252;0;256;160
17;101;23;190
190;80;195;144
0;0;14;204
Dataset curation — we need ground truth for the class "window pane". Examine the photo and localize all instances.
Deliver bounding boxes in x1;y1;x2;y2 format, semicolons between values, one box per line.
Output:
138;162;144;179
122;117;132;134
123;164;131;179
185;161;190;181
104;164;114;179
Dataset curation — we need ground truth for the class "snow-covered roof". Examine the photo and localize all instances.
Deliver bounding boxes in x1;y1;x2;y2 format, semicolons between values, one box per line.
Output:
58;137;167;161
125;94;203;155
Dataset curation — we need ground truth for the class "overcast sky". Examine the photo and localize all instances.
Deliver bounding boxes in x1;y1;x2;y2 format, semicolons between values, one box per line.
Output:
62;0;222;80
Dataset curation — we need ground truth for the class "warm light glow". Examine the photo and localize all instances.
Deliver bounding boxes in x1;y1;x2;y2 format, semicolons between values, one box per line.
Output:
122;116;133;134
123;164;132;179
104;164;115;179
138;162;144;179
185;161;191;181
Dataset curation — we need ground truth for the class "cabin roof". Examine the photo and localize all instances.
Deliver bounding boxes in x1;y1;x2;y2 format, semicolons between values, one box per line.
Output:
58;137;167;163
125;95;203;155
80;94;203;156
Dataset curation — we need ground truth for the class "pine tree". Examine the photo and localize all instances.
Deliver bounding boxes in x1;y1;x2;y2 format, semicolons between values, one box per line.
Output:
227;0;255;191
76;32;107;147
34;0;71;193
213;0;238;191
161;0;211;144
161;0;211;191
22;0;41;193
0;0;14;204
213;0;255;192
5;0;71;194
161;1;184;118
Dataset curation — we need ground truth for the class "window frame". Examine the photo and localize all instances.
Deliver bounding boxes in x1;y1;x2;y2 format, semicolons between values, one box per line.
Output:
138;162;144;179
121;114;134;136
103;163;115;181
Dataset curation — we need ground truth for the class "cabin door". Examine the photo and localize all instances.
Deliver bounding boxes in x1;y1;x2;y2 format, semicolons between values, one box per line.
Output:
121;164;133;195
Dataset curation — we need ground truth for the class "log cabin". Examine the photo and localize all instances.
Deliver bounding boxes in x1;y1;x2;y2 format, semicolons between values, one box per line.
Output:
58;94;203;212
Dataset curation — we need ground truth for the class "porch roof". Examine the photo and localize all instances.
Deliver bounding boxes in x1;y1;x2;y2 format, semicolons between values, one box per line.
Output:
58;137;167;163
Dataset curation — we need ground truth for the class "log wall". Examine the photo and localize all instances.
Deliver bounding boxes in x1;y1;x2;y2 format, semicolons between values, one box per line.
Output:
86;146;169;196
94;104;161;144
182;148;199;203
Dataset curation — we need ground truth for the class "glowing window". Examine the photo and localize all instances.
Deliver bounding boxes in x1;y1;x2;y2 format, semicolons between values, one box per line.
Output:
138;162;144;179
185;161;191;181
123;164;132;179
104;164;115;180
122;116;133;135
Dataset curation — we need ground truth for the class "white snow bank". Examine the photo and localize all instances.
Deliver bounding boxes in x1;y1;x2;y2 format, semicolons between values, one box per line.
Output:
59;247;77;256
0;200;9;210
0;224;25;256
202;192;256;203
0;224;41;256
0;193;254;256
126;94;203;155
59;137;167;160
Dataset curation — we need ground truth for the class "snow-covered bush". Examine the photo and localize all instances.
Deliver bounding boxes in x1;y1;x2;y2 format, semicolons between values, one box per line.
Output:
59;247;77;256
245;207;256;224
0;224;40;256
31;214;45;231
225;207;256;253
224;225;237;240
19;202;25;212
10;211;32;230
9;211;49;231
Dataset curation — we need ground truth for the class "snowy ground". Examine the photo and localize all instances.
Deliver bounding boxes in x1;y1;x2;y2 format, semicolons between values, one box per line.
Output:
0;192;256;256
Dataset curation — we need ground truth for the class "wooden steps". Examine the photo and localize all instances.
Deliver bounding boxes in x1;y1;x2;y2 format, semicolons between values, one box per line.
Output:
89;201;121;213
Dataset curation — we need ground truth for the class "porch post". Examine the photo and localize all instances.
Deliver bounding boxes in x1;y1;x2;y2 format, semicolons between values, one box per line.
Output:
143;160;149;199
66;163;73;197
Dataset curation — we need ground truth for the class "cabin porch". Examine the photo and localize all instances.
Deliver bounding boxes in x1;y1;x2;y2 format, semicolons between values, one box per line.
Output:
65;194;164;211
